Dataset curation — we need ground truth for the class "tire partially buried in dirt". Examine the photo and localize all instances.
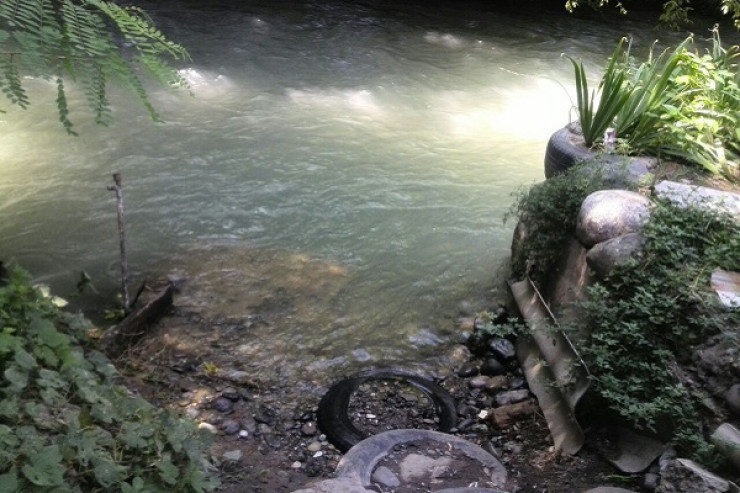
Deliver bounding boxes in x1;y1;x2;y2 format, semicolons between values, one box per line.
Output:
544;125;595;179
317;369;458;453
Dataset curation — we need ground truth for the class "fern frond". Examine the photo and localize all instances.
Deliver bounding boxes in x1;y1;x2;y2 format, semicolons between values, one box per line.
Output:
55;76;77;135
0;55;29;108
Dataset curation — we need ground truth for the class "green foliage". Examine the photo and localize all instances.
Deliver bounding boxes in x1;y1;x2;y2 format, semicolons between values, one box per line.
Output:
0;267;219;492
567;37;631;147
576;200;739;464
508;163;610;284
0;0;189;133
565;0;740;30
567;31;739;179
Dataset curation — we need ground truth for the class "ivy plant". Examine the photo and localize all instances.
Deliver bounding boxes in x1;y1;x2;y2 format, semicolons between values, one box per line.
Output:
0;267;219;492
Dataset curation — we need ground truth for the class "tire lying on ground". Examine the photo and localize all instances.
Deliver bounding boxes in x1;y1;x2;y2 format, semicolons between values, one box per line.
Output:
317;369;457;453
544;125;595;179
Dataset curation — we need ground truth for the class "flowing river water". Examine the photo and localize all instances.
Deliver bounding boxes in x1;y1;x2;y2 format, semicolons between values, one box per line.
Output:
0;0;719;381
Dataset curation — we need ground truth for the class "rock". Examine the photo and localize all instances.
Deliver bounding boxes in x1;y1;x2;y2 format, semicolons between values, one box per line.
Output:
221;387;241;401
495;389;530;406
372;466;400;488
212;397;233;413
508;377;526;390
457;361;479;378
484;375;509;392
726;384;740;417
291;461;303;469
307;441;322;453
222;449;243;463
657;458;738;492
291;477;369;493
223;370;251;384
711;423;740;471
576;190;651;248
644;471;661;491
468;375;490;389
301;421;318;436
465;331;491;357
488;400;537;428
586;233;645;279
185;407;200;419
197;422;218;434
489;338;516;361
222;419;240;435
254;404;277;425
480;357;506;376
654;181;740;219
239;430;249;439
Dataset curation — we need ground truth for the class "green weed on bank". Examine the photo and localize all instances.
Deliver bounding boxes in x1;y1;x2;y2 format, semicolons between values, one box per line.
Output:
0;268;219;492
577;200;740;466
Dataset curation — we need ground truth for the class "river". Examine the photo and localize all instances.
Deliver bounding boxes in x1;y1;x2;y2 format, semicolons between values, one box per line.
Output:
0;0;722;378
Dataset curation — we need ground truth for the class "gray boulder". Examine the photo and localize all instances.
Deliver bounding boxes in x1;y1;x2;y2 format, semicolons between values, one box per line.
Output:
577;190;651;248
657;458;739;493
586;233;645;279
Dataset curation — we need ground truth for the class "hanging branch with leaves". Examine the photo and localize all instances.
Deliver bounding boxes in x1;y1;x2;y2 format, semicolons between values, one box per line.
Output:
0;0;190;133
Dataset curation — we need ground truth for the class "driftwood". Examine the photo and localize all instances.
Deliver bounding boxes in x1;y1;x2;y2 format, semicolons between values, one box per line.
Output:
107;172;131;312
99;283;174;357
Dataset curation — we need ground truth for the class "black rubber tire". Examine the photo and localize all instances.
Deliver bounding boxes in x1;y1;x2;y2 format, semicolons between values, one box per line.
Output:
317;369;458;453
544;126;595;179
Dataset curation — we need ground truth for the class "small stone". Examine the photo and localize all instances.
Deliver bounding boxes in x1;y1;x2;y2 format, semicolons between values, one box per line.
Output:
223;370;250;384
291;461;302;469
213;397;233;413
257;423;273;435
301;422;317;436
198;422;218;434
366;413;377;419
312;451;323;458
725;383;740;417
468;375;490;389
484;375;509;392
185;407;200;419
495;389;531;406
457;362;480;378
239;430;249;439
508;377;526;390
241;416;257;434
489;338;516;361
307;441;322;453
222;449;243;463
222;387;241;401
222;419;240;435
480;357;506;376
373;465;401;488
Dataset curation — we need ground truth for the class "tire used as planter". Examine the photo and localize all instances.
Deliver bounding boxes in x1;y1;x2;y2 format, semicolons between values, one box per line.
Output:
317;369;458;453
544;124;595;179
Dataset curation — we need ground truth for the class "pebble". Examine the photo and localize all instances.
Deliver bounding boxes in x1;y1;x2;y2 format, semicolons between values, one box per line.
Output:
223;370;250;384
222;387;241;401
213;397;233;413
480;357;506;376
185;407;200;419
239;430;249;439
468;375;490;389
726;383;740;416
485;375;508;392
495;389;531;406
457;361;480;378
301;421;317;436
257;423;273;435
198;422;218;434
307;441;322;452
489;338;516;361
222;449;243;463
312;451;323;458
373;466;401;488
222;419;240;435
291;461;302;469
508;377;526;390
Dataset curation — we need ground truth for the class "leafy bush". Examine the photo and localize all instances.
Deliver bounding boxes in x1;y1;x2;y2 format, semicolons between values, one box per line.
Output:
0;268;219;492
568;29;739;180
508;163;610;285
576;200;740;465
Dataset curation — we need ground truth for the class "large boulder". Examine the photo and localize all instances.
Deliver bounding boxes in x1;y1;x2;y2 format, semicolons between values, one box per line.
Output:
576;190;651;248
656;458;739;493
586;233;645;279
